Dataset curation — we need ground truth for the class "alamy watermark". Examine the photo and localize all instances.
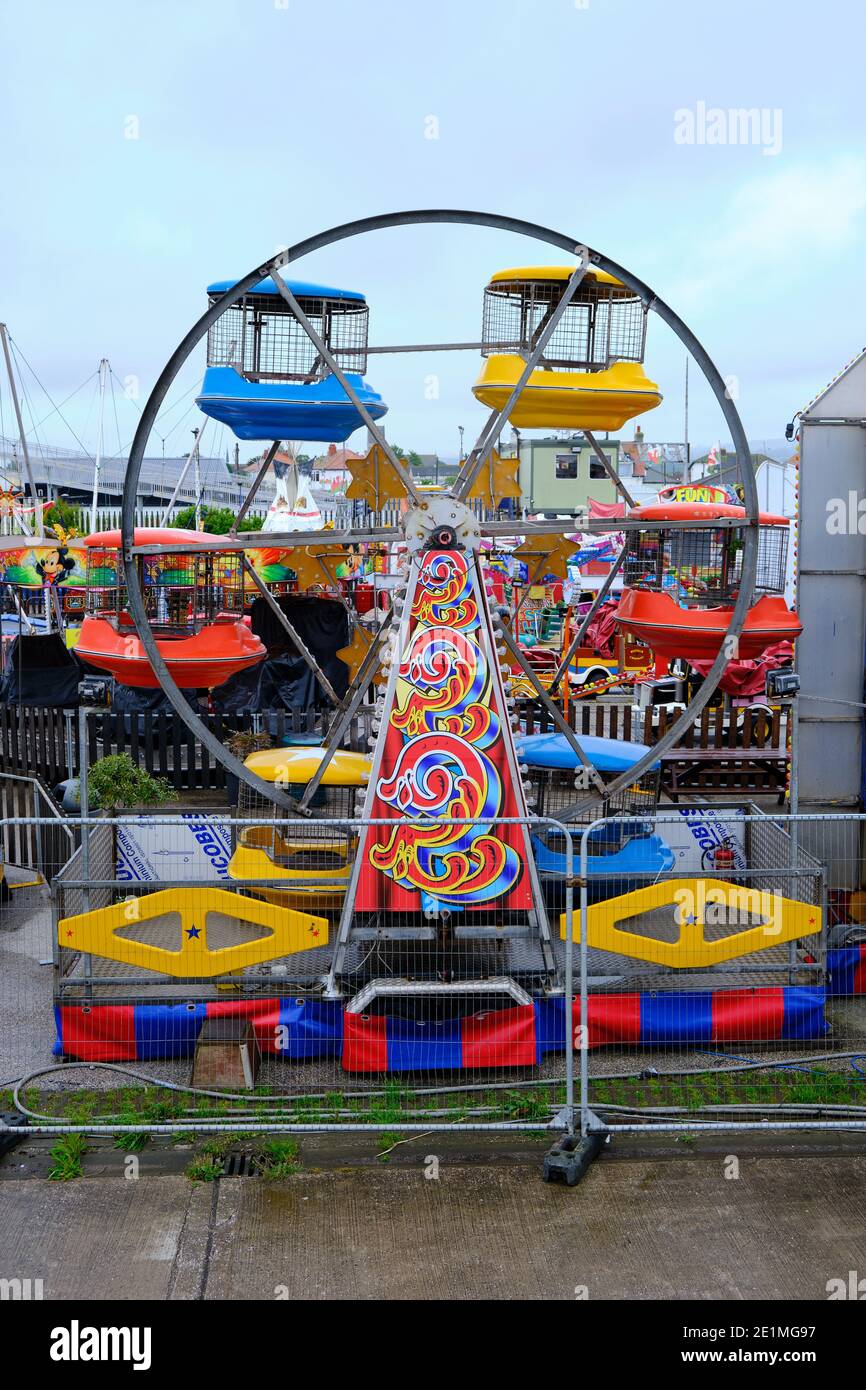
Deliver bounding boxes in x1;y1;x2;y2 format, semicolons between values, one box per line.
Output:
674;102;782;157
827;493;866;535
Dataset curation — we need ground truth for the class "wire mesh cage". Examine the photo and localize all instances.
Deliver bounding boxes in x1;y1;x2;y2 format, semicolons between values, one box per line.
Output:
525;763;662;824
480;272;647;370
233;775;359;899
206;288;369;381
85;548;248;634
623;523;789;604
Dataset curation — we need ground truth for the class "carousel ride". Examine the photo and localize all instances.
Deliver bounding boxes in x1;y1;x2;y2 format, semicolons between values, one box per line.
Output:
53;212;821;1074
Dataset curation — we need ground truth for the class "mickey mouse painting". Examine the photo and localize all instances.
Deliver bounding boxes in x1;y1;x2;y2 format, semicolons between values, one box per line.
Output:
35;525;78;587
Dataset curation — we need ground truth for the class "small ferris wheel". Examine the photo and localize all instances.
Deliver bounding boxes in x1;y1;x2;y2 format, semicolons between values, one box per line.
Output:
118;211;780;999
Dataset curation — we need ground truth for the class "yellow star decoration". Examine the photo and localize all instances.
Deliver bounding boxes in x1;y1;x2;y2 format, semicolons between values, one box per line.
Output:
346;443;408;508
284;545;348;590
460;450;521;504
336;624;387;686
513;532;576;578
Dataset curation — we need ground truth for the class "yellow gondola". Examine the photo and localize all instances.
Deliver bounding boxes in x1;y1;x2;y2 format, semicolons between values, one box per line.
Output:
472;265;662;430
227;747;370;911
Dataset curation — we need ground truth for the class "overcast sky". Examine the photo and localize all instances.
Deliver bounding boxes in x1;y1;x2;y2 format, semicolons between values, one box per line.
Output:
1;0;864;475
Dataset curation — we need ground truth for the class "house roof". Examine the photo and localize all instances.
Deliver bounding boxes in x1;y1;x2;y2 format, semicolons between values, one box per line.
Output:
800;346;866;420
312;444;364;470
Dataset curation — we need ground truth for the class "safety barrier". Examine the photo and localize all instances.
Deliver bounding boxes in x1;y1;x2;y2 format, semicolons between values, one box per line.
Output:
0;772;75;880
2;810;866;1153
566;810;866;1148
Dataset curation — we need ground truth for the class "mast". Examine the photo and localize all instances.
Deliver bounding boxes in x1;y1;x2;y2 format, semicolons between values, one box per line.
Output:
90;357;109;533
0;322;42;537
684;355;690;477
194;428;202;530
160;425;203;526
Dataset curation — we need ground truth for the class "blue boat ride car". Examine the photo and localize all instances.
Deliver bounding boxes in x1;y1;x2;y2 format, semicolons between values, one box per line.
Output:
196;278;388;442
515;732;674;907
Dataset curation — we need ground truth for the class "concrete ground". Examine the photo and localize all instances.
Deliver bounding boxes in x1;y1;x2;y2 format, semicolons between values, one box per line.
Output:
4;1136;866;1300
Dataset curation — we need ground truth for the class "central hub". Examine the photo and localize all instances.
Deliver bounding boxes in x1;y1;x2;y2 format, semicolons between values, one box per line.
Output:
404;494;480;553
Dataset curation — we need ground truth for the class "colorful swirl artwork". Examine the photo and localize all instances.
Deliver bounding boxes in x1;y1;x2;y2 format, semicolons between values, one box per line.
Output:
355;550;531;911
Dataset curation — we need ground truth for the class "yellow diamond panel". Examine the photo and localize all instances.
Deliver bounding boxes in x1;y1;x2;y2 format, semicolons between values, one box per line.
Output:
559;878;821;968
513;533;576;578
461;450;521;504
59;887;329;978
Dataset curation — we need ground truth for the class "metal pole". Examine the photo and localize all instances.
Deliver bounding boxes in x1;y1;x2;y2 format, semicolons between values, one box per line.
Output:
160;425;204;526
496;619;607;795
577;819;604;1138
268;273;421;506
78;705;92;993
63;708;75;780
563;821;575;1135
78;705;90;895
0;323;42;537
32;780;43;879
548;544;627;696
130;513;749;556
788;695;800;972
230;441;280;537
325;560;420;995
684;356;690;473
582;429;635;509
90;358;108;534
241;556;341;706
298;615;393;811
193;441;202;531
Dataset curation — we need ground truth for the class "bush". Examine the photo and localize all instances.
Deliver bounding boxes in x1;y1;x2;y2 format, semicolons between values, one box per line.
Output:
88;754;178;811
172;505;263;534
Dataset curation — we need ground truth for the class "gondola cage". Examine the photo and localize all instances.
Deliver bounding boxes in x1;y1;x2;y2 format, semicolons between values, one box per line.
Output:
517;732;662;824
196;278;388;442
75;529;266;689
472;266;662;429
615;502;803;661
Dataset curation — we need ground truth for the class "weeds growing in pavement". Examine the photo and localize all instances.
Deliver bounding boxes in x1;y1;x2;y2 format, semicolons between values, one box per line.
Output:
48;1133;87;1180
255;1138;301;1179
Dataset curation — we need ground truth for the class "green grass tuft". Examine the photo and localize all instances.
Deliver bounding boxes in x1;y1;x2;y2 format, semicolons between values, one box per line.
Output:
47;1133;87;1180
186;1154;224;1183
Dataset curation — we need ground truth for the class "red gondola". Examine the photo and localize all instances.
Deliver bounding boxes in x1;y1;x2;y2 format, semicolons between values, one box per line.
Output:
76;529;266;689
614;502;802;661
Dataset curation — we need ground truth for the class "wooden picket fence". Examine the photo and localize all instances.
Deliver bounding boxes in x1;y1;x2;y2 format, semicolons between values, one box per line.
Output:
0;699;789;802
0;705;372;793
517;699;791;802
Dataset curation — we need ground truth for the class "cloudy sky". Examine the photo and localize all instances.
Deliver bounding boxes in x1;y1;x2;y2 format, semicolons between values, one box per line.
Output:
1;0;864;472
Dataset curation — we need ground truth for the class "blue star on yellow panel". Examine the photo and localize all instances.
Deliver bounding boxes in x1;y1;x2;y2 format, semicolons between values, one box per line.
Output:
186;924;201;939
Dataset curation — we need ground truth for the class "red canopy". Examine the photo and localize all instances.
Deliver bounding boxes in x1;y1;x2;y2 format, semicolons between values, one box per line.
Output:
689;642;794;697
588;497;626;520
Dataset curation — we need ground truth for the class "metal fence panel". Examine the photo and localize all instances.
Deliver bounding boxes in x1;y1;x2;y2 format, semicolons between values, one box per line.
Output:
3;810;866;1145
570;811;866;1140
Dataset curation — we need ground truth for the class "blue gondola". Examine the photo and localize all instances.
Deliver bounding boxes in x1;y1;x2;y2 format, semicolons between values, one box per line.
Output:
515;732;674;907
516;731;656;775
196;278;387;442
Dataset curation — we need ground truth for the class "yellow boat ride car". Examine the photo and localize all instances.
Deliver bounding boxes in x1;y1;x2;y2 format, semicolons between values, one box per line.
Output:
472;265;662;430
228;746;370;912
